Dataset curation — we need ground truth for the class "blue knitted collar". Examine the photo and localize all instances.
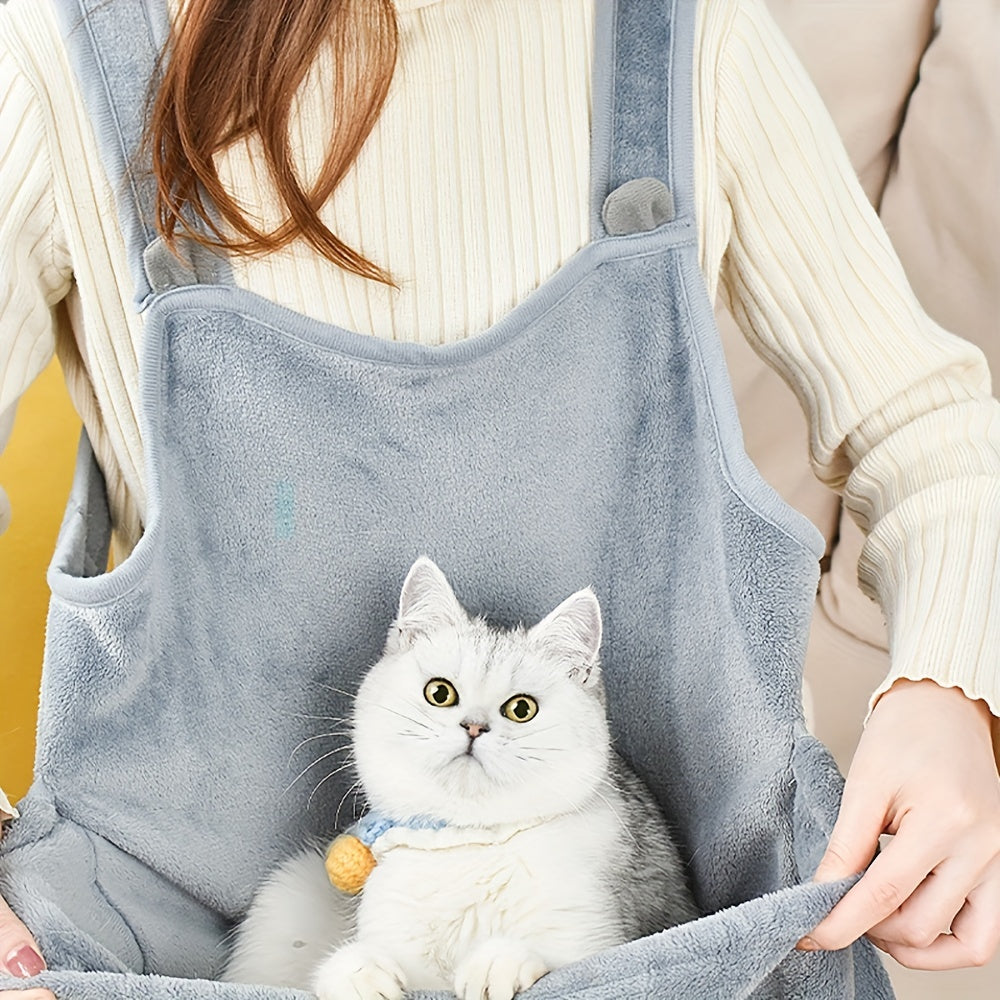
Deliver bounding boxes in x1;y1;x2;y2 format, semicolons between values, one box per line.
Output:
352;812;447;847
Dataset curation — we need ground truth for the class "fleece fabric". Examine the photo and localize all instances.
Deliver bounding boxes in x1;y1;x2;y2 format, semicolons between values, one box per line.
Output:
0;0;894;997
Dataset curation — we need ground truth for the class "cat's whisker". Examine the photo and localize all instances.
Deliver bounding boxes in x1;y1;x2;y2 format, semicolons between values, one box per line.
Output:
507;724;560;742
283;745;355;796
289;712;355;723
287;731;354;758
350;781;364;812
295;701;354;724
335;779;365;828
316;678;440;736
374;703;436;732
317;697;434;735
685;841;712;867
530;771;594;823
590;780;640;848
315;682;430;724
311;682;359;701
527;762;638;847
307;760;358;810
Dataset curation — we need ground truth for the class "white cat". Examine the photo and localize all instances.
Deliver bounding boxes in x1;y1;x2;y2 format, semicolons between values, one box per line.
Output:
223;557;696;1000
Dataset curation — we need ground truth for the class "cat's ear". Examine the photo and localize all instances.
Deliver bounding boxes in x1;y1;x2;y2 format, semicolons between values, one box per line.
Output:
392;557;466;648
528;588;602;686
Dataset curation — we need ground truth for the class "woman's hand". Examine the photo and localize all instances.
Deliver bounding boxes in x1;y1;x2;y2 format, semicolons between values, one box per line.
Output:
1;798;52;997
0;896;46;984
0;898;52;996
800;679;1000;969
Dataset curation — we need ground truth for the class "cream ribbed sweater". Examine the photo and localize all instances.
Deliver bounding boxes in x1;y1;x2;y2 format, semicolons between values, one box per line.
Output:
1;0;999;715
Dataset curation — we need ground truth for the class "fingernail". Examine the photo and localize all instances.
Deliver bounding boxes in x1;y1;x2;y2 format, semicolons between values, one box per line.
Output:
5;944;46;978
795;936;820;952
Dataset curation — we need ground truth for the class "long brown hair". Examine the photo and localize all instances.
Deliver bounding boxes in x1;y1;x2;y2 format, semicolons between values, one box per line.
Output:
148;0;398;284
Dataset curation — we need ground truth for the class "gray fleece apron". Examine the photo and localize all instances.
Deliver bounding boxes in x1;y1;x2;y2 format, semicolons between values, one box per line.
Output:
0;0;895;997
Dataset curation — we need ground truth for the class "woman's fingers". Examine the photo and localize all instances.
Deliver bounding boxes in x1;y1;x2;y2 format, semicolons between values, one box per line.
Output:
808;776;885;885
799;680;1000;969
871;865;1000;970
0;897;45;979
867;848;991;950
805;818;944;951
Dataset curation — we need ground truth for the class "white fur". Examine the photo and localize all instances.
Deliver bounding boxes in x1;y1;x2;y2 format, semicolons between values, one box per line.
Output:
316;805;627;999
221;847;356;989
226;559;631;1000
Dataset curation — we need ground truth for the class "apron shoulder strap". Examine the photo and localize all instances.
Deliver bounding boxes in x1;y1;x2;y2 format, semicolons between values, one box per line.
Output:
56;0;696;290
592;0;698;240
52;0;232;307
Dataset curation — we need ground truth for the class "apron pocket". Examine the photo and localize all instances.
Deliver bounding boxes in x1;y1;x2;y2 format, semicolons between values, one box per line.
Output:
0;785;231;982
47;434;161;608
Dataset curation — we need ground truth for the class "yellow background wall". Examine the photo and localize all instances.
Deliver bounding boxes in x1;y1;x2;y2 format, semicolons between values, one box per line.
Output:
0;360;79;803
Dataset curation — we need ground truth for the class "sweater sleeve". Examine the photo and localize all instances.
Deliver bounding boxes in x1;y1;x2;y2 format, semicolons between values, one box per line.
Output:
0;11;74;534
710;0;1000;715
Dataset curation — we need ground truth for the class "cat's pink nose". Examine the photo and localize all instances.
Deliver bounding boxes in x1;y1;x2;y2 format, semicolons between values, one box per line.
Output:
461;721;490;740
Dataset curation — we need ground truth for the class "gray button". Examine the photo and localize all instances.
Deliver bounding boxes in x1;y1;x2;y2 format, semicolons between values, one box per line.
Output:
601;177;675;236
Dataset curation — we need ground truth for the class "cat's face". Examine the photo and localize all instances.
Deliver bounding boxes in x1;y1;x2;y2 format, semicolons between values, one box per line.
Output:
352;558;611;829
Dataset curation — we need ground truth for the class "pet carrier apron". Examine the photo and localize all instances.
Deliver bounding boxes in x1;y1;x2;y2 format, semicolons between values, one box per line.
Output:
0;0;894;997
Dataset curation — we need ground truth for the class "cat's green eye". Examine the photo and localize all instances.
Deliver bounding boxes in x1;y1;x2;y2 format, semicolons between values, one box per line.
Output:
424;678;459;708
501;694;538;723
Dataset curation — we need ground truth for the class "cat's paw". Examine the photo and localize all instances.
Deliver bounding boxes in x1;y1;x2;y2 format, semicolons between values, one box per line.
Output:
312;942;406;1000
454;937;548;1000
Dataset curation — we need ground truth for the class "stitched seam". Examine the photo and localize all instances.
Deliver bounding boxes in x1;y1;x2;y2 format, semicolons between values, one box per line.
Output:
674;254;821;557
80;0;154;248
150;233;697;372
45;793;147;970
